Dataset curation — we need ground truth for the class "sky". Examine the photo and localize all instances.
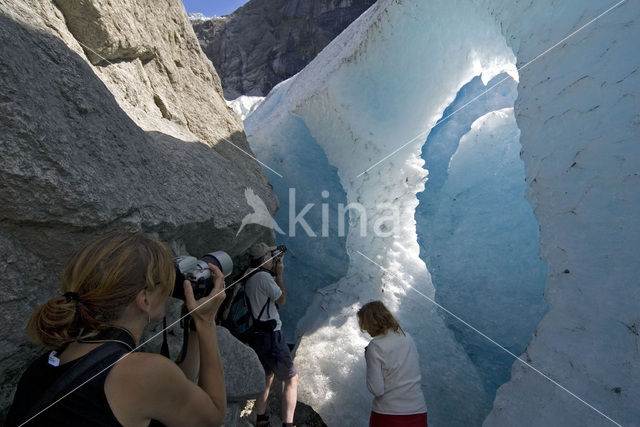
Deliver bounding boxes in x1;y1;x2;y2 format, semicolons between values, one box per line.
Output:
181;0;250;17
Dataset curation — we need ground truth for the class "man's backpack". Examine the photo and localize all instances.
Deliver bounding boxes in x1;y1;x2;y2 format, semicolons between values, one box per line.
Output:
223;268;275;343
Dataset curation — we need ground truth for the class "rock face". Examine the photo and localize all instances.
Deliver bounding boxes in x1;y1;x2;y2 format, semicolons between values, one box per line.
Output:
191;0;377;99
216;326;266;401
0;0;277;420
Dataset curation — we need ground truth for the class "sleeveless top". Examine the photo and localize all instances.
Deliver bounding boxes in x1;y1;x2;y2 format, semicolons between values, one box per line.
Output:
5;344;125;427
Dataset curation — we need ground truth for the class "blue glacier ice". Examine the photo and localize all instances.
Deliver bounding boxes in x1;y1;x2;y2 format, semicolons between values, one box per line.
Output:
239;0;640;425
244;110;350;343
416;74;548;405
242;0;519;423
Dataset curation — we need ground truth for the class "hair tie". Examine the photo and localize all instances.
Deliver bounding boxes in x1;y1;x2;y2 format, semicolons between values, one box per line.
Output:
63;292;80;303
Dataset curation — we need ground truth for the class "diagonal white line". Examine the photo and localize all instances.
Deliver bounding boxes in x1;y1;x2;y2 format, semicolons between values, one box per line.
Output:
357;0;627;177
355;250;623;427
357;131;429;178
516;0;627;74
356;74;512;177
73;40;283;179
19;254;280;427
218;136;284;178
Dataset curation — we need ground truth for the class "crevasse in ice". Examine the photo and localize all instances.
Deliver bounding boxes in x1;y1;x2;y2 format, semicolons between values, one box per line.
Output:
242;0;640;425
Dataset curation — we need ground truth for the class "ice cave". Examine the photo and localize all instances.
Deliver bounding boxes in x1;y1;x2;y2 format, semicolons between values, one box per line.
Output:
237;0;639;426
1;0;638;425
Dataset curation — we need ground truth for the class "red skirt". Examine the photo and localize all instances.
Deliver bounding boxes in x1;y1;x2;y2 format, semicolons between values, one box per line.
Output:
369;411;428;427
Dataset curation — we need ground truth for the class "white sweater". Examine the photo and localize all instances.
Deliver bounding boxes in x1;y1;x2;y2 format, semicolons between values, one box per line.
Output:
365;330;428;415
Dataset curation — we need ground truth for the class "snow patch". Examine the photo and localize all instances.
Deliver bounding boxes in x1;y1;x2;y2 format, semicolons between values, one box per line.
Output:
226;95;265;121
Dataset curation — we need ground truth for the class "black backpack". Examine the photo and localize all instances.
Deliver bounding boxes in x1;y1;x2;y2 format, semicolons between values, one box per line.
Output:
223;268;276;342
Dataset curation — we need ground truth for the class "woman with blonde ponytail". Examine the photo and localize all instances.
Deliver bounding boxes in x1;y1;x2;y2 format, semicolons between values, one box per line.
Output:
6;233;227;427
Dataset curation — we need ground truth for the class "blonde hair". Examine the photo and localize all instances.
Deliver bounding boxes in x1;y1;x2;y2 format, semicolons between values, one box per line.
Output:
26;233;175;349
357;300;404;337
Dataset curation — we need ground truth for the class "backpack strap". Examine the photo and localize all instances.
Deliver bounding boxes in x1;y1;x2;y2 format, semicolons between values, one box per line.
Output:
20;329;135;425
243;268;274;321
221;267;266;325
255;297;271;321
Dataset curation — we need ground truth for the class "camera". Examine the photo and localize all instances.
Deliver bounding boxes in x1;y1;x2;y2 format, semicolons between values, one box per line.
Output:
272;244;287;261
172;251;233;300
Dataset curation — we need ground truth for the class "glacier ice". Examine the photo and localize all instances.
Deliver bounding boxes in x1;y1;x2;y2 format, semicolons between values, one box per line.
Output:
246;0;518;425
244;110;350;343
482;1;640;425
416;74;548;410
245;0;640;425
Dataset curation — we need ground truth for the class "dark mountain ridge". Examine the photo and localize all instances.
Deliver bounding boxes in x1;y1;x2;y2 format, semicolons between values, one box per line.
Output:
192;0;377;99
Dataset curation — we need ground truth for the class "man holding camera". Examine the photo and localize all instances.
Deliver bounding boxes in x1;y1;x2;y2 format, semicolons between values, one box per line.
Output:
245;242;297;427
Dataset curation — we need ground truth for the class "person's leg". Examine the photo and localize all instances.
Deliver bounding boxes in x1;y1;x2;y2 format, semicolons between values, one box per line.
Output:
255;372;275;416
281;373;298;423
270;330;297;424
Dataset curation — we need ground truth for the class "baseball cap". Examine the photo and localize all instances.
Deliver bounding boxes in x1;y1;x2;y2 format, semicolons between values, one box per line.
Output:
248;242;276;259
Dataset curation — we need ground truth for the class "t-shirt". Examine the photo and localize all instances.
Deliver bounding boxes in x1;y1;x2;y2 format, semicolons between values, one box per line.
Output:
365;330;428;415
244;268;283;331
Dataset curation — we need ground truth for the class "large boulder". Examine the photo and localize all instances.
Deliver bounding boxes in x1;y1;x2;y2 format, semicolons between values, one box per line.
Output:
0;0;277;419
217;326;266;401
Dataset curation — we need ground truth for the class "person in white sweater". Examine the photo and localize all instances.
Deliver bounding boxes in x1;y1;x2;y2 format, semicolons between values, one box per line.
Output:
357;300;428;427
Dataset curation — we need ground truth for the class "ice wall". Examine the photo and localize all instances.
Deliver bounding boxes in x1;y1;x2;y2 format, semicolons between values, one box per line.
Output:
482;1;640;425
418;105;548;402
244;105;350;343
247;0;517;425
247;0;639;425
416;75;548;408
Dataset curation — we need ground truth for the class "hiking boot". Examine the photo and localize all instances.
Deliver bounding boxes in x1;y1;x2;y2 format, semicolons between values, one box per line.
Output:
256;413;270;427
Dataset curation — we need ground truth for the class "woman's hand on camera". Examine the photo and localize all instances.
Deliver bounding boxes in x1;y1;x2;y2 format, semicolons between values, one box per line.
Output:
183;264;226;326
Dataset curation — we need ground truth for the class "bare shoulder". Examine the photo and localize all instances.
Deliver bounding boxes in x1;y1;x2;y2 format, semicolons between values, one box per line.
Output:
105;352;188;425
108;352;182;387
106;351;222;427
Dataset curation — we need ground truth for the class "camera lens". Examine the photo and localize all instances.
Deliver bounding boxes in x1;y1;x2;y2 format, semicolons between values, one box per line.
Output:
172;252;233;301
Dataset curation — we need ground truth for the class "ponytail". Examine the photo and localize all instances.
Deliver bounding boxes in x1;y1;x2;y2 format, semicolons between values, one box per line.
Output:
26;233;175;350
26;295;99;349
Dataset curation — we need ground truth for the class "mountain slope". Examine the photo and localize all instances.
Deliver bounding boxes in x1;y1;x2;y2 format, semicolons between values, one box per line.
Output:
191;0;377;99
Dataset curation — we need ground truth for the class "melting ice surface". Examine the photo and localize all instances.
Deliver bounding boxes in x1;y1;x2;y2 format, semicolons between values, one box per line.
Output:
240;0;640;425
239;0;542;425
416;74;548;406
243;73;548;423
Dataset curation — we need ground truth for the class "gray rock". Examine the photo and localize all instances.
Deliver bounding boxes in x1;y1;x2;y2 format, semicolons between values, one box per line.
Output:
217;326;266;401
0;232;50;422
0;0;277;419
263;382;327;427
192;0;377;99
144;322;266;401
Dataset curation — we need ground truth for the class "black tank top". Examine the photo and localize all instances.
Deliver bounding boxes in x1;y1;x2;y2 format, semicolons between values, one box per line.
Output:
5;345;125;427
5;326;143;427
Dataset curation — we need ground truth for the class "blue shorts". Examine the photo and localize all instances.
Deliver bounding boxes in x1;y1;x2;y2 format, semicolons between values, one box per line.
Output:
250;330;297;381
